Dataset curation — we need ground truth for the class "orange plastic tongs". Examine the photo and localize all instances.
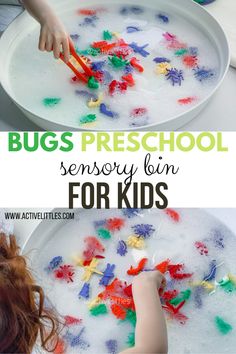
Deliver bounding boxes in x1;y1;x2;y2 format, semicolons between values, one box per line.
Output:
60;43;94;83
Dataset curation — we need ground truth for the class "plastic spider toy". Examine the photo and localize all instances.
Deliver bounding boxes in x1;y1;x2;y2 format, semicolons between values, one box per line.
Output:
157;13;169;23
132;223;155;238
117;240;128;256
79;15;98;27
120;6;144;15
122;208;141;218
66;328;90;349
212;228;225;249
166;68;184;86
70;34;80;41
189;46;199;56
91;60;106;71
106;339;118;354
54;264;75;283
193;66;215;82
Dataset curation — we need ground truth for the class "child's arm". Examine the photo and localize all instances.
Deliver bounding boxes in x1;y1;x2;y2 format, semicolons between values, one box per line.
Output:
22;0;73;61
120;271;168;354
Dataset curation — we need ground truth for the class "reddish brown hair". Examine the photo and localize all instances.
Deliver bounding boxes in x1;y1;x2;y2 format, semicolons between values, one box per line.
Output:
0;233;60;353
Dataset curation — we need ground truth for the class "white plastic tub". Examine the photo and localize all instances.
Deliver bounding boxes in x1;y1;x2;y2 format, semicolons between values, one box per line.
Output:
0;0;230;130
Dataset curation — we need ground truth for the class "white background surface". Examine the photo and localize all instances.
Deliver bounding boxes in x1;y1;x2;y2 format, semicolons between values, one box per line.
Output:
0;132;235;208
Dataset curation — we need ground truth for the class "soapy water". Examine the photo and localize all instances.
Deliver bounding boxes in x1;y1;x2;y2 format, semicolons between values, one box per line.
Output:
8;4;220;129
28;209;236;353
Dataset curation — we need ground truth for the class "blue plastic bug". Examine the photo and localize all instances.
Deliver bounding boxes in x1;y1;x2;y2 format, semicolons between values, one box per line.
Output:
75;90;98;100
79;16;98;27
166;68;184;86
99;264;115;286
103;70;114;84
79;283;90;299
123;65;134;75
105;339;118;354
193;66;214;82
189;46;199;56
70;34;80;41
122;208;141;218
212;229;225;249
126;26;141;33
94;219;106;228
46;256;63;272
117;240;128;256
91;60;106;71
203;260;217;281
193;286;203;309
153;57;171;63
132;224;155;238
100;103;118;119
66;328;90;349
157;13;169;23
120;6;144;15
129;42;150;57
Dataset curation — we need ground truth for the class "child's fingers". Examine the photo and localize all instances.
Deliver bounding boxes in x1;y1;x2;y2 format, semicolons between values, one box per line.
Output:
39;28;46;51
161;277;167;290
46;34;53;52
53;39;61;59
62;38;70;62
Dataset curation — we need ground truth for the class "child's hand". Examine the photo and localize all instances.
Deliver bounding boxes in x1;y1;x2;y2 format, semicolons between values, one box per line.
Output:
39;15;73;62
133;270;166;291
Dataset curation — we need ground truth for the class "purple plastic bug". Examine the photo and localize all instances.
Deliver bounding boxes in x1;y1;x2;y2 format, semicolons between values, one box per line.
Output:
193;66;214;82
100;103;118;119
203;260;217;281
122;208;141;218
79;16;98;27
129;42;150;57
79;283;90;299
100;264;115;286
153;57;170;63
105;339;118;354
46;256;63;272
117;240;128;256
166;68;184;86
157;13;169;23
66;328;90;349
132;224;155;238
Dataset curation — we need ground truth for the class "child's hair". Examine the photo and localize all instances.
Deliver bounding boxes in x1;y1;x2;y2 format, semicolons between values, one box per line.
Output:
0;233;60;353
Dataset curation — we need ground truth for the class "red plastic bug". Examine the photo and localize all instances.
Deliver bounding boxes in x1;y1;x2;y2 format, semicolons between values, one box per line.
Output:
54;265;75;283
165;209;180;222
127;258;148;276
106;217;125;231
195;241;209;256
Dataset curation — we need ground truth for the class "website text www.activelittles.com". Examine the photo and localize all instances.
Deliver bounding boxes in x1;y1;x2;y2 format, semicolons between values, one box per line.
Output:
4;211;75;221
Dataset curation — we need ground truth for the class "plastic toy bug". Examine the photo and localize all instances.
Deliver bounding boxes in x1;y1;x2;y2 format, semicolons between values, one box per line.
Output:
100;264;116;286
166;68;184;86
193;66;214;82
